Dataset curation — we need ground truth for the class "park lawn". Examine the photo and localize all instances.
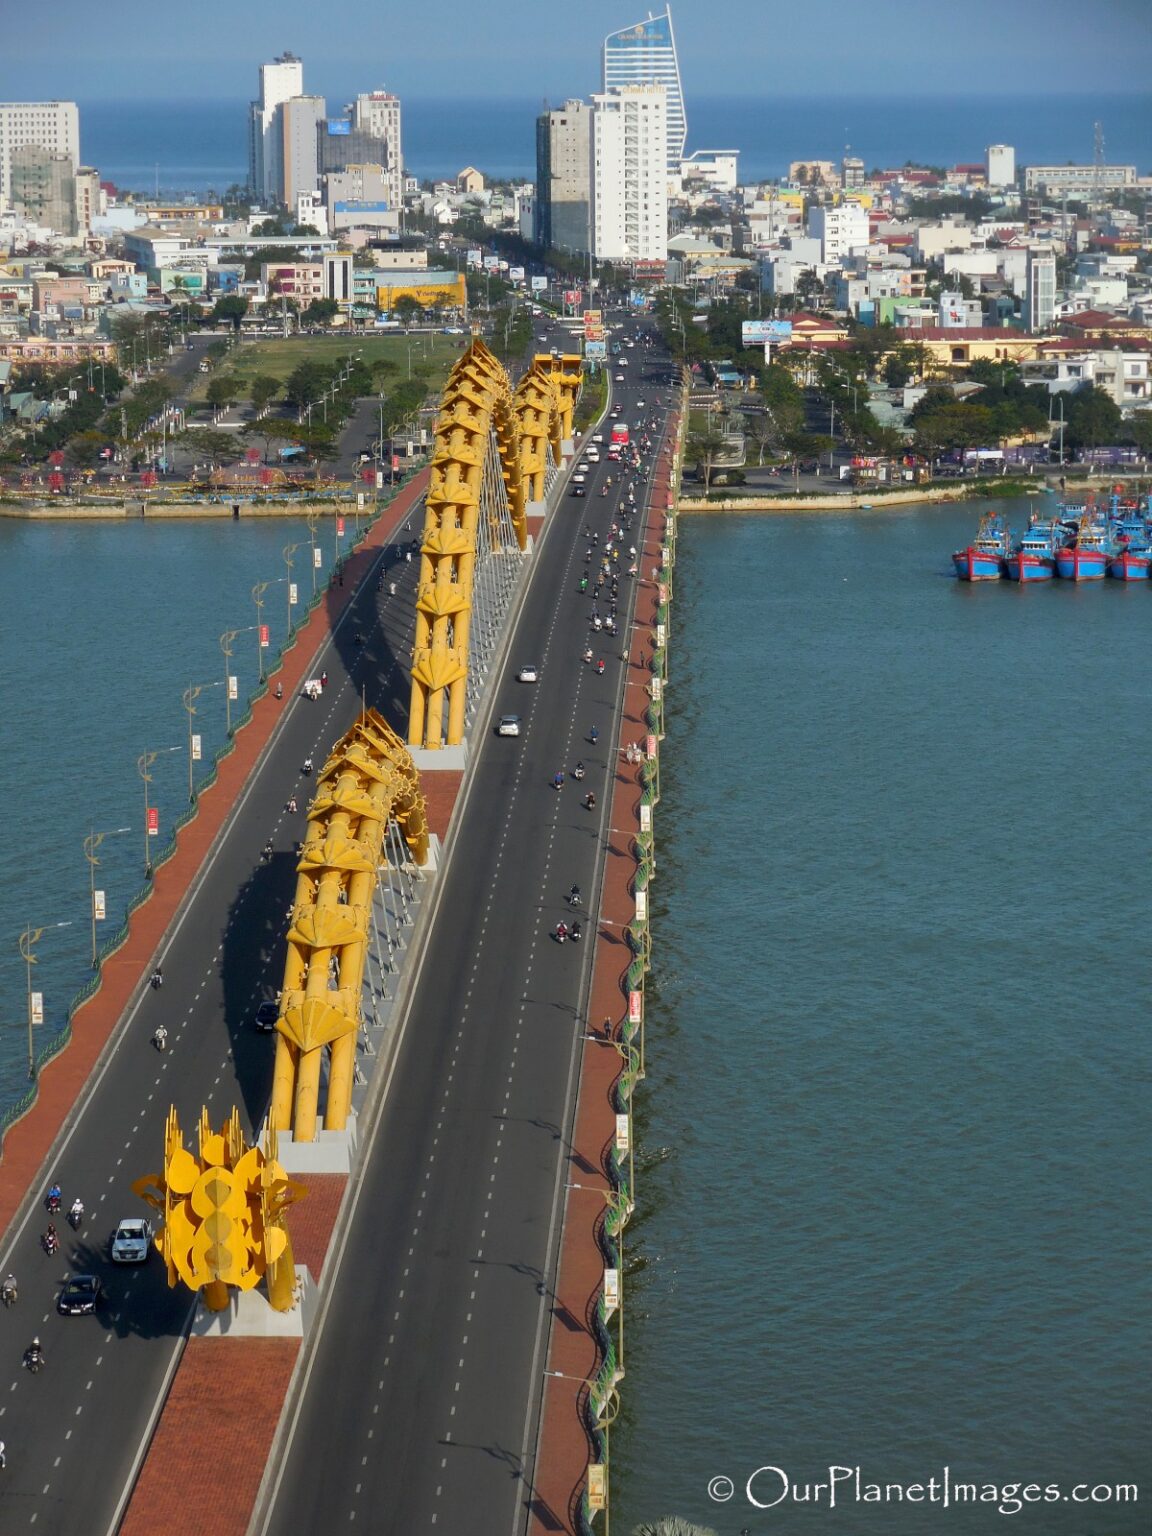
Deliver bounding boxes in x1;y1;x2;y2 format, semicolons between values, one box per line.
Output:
222;332;463;387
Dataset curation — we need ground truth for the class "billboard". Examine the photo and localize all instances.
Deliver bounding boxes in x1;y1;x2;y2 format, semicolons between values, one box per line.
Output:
584;340;608;360
482;254;500;271
530;274;548;292
508;265;525;283
326;119;351;135
741;319;794;346
563;288;583;308
583;309;604;340
466;248;483;268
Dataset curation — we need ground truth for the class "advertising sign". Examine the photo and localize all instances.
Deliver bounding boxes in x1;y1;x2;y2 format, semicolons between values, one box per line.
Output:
616;1113;631;1154
482;255;500;271
147;807;159;837
191;734;202;763
530;274;547;292
337;516;345;537
313;546;322;568
466;248;482;268
588;1467;606;1512
31;992;43;1026
259;624;270;648
604;1268;619;1314
228;675;238;701
741;319;794;346
289;582;298;606
563;288;583;309
583;309;603;338
93;890;106;921
628;990;643;1025
584;340;608;361
508;265;525;283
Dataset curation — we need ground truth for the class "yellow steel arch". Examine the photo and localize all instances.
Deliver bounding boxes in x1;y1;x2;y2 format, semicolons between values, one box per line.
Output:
407;338;582;751
268;709;429;1143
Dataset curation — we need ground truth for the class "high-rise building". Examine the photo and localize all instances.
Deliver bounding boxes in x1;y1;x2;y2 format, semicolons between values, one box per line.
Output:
807;203;869;264
9;143;76;233
249;53;304;202
1024;247;1056;333
535;99;591;253
280;95;325;208
0;101;80;206
986;144;1016;188
602;7;685;175
316;92;403;212
590;85;668;263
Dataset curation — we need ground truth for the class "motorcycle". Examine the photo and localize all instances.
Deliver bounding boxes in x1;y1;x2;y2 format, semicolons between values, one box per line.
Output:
25;1344;43;1375
274;682;283;700
573;765;586;782
152;1027;168;1053
67;1203;83;1231
149;969;163;990
302;759;314;777
552;772;565;791
42;1230;59;1257
583;648;593;664
584;793;596;811
595;661;605;675
1;1279;16;1308
46;1190;61;1214
589;727;599;744
554;923;569;944
570;921;583;943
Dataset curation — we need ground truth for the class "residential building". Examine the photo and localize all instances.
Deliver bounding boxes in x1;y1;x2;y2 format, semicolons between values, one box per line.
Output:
259;251;354;305
679;150;738;192
841;156;865;190
456;167;485;195
789;160;839;189
1023;347;1151;411
249;53;304;203
807;202;868;264
986;144;1015;187
590;85;668;263
0;101;80;206
280;95;325;208
74;167;102;234
602;7;686;175
535;99;591;253
1024;247;1056;333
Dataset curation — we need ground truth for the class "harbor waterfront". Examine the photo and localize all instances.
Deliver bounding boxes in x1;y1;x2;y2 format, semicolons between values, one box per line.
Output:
615;497;1150;1532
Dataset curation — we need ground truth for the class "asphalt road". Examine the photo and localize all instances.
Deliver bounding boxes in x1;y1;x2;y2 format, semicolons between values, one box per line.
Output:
0;523;423;1531
0;319;674;1534
256;328;674;1535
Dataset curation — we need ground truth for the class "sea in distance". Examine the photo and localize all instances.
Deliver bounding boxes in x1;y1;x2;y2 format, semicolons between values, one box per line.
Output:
81;92;1152;197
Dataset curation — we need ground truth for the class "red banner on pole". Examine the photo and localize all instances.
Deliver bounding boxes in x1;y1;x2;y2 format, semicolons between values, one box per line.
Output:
259;624;270;648
337;516;345;537
146;807;159;837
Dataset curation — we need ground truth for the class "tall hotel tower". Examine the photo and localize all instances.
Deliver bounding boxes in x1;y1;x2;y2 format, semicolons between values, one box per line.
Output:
601;7;686;174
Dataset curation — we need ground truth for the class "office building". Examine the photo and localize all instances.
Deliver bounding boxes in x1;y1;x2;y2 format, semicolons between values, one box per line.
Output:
249;52;304;203
986;144;1015;188
0;101;80;206
590;85;668;263
316;92;403;211
1024;247;1056;333
602;7;685;174
535;99;591;252
1023;163;1136;197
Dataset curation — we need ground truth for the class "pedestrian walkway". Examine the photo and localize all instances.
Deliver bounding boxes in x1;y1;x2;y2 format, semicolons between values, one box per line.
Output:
528;415;680;1533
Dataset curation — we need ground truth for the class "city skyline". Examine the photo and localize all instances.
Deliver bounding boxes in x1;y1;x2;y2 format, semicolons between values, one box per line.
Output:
2;0;1151;102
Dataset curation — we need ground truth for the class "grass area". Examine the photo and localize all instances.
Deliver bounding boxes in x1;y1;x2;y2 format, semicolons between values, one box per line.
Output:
189;332;465;403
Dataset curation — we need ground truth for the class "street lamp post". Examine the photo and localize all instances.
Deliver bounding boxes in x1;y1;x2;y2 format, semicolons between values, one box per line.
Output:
252;581;270;683
20;921;73;1078
283;542;301;634
306;513;320;598
183;683;202;803
83;827;130;967
137;745;181;876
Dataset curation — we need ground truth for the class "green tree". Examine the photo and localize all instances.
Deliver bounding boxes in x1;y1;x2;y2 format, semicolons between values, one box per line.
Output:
392;294;424;325
686;431;729;492
1061;384;1123;451
206;375;240;415
1123;413;1152;459
184;427;240;468
249;374;280;416
284;359;336;409
211;294;249;331
301;297;340;325
67;429;113;468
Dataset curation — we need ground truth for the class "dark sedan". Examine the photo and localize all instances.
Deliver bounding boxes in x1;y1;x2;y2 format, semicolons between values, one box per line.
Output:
57;1274;102;1315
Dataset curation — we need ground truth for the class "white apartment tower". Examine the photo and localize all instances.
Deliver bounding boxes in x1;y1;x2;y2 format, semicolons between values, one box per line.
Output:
0;101;80;206
807;202;869;264
590;85;668;263
249;53;304;203
280;95;326;209
602;7;686;175
986;144;1016;188
1024;247;1056;333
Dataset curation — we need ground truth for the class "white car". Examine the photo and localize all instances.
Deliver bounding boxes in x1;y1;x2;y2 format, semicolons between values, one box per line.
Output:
496;714;522;737
517;665;540;683
110;1217;153;1264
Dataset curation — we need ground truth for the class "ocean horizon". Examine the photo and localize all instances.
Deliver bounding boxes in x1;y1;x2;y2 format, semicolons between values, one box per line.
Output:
81;91;1152;197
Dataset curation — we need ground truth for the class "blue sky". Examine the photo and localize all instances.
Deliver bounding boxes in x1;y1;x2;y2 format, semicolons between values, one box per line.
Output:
1;0;1151;100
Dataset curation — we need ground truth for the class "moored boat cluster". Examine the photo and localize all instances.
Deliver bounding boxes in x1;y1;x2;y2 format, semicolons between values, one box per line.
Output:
953;494;1152;583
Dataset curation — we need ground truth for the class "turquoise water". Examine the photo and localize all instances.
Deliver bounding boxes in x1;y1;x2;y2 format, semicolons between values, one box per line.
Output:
0;514;352;1108
617;498;1151;1533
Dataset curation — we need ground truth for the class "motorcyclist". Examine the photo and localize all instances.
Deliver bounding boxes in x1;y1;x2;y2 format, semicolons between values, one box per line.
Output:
47;1183;61;1211
595;659;605;675
262;839;274;862
150;966;163;989
552;770;565;790
555;921;569;942
589;726;599;744
583;646;593;664
153;1024;168;1052
274;682;283;699
1;1275;17;1305
569;884;581;905
302;757;314;776
571;920;583;942
68;1198;84;1227
27;1337;43;1367
43;1226;58;1255
584;791;596;810
287;796;298;814
574;760;586;780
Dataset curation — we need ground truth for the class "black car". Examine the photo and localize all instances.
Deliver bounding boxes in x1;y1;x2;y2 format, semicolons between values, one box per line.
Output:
254;1000;279;1033
58;1274;101;1315
570;486;586;497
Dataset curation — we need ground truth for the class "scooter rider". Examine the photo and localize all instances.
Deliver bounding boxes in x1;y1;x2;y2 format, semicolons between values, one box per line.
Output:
1;1275;17;1305
68;1198;84;1228
153;1024;168;1052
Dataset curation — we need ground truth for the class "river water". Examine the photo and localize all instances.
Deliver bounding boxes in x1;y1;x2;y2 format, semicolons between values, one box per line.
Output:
1;500;1147;1534
616;496;1150;1533
0;512;355;1109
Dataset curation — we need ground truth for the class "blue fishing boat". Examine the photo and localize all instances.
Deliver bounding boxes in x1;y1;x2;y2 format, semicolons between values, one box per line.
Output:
1005;515;1060;582
953;512;1009;581
1054;511;1110;581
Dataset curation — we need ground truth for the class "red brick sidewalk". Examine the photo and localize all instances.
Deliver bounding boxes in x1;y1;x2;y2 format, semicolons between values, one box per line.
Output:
528;415;680;1533
0;474;429;1242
